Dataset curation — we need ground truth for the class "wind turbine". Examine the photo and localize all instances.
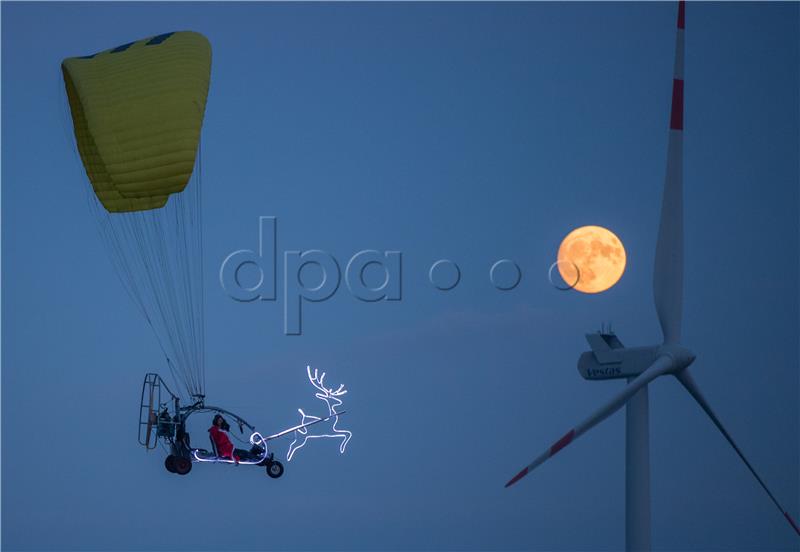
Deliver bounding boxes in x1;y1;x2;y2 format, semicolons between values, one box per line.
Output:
504;2;800;550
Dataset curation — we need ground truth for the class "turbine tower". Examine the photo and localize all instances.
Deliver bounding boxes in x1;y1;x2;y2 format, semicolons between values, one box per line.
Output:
505;3;800;550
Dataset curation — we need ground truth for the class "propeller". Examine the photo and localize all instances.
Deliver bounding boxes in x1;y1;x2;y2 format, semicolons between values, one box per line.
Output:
653;0;685;345
145;383;156;450
506;0;800;539
676;369;800;536
505;356;674;487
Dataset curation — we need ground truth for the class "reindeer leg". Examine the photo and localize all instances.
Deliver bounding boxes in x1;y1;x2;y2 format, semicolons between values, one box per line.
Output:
287;431;308;462
287;409;311;462
337;430;352;453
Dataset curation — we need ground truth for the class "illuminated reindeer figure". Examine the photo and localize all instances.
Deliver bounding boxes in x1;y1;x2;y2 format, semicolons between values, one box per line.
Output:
287;366;352;461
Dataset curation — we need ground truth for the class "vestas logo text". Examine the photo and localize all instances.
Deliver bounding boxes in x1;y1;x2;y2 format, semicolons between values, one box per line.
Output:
587;366;623;378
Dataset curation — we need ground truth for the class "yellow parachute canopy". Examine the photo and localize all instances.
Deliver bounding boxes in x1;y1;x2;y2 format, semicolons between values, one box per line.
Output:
62;31;211;213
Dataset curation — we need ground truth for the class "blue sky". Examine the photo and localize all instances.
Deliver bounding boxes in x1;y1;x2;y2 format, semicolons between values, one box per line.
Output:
2;2;798;550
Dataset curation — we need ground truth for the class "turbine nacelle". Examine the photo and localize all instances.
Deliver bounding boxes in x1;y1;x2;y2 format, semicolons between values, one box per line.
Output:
578;332;696;381
578;332;658;381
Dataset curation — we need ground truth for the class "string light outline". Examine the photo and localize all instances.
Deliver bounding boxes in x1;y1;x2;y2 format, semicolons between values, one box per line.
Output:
287;366;352;461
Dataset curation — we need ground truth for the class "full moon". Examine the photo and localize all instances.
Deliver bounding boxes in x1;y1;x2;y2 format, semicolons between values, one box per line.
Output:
557;225;626;293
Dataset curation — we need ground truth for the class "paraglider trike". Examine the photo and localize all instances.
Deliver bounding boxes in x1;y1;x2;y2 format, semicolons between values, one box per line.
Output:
138;373;344;478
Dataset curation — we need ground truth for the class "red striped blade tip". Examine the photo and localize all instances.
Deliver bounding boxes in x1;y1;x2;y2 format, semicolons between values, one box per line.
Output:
505;467;530;488
784;512;800;537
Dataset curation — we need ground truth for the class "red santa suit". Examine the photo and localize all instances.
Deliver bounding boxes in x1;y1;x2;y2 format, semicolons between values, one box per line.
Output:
209;425;239;461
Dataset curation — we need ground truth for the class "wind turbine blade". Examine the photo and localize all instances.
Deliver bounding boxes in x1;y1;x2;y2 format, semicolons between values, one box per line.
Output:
676;369;800;537
505;356;674;488
653;0;685;344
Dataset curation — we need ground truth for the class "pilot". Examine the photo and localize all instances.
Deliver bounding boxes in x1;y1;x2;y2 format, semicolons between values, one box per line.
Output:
209;414;240;463
209;414;263;463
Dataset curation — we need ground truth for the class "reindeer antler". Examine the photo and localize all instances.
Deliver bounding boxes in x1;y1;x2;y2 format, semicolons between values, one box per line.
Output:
306;365;347;396
307;365;330;395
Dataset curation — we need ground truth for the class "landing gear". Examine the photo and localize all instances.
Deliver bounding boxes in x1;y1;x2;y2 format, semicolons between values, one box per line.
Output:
173;456;192;475
165;455;177;473
164;453;192;475
266;460;284;479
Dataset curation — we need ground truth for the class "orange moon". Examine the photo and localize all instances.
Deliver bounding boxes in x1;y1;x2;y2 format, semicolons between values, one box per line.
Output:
557;226;626;293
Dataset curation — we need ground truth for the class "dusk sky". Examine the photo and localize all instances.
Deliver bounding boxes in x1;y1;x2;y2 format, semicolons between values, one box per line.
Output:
2;2;798;550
